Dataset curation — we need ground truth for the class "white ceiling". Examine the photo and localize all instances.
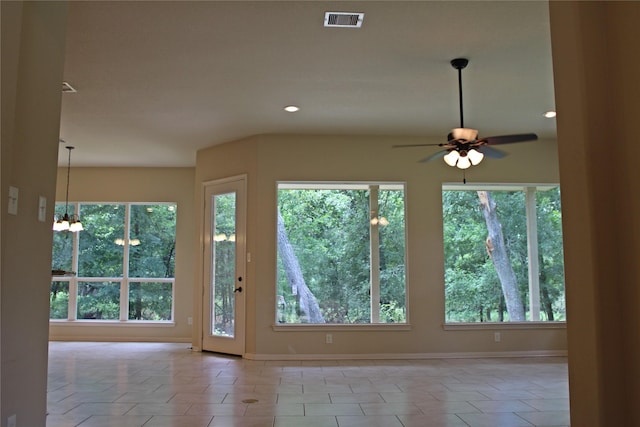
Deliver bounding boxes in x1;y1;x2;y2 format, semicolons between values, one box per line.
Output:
59;1;556;167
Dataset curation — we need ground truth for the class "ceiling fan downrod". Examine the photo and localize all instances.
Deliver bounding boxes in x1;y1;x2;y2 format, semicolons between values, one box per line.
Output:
451;58;469;129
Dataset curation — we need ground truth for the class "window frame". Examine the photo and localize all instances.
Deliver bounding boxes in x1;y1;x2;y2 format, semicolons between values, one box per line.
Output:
441;183;567;327
274;181;409;328
50;201;177;325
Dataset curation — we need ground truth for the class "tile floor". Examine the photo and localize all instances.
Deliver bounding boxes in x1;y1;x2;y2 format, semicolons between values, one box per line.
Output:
47;342;570;427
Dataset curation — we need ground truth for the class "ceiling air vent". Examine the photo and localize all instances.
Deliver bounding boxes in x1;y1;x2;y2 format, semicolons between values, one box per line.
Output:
62;82;77;93
324;12;364;28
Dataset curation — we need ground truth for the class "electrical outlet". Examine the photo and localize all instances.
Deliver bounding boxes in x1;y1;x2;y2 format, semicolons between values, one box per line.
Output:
494;332;501;342
187;317;193;325
325;333;333;344
8;414;16;427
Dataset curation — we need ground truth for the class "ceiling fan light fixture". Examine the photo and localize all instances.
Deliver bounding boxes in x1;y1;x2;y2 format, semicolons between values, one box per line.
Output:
467;149;484;165
393;57;537;176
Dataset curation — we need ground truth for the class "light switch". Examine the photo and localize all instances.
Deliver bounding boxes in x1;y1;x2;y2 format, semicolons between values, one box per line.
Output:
8;186;18;215
38;196;47;222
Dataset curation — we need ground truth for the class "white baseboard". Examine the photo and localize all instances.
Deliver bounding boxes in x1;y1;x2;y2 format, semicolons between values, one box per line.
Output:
243;350;567;361
49;336;192;343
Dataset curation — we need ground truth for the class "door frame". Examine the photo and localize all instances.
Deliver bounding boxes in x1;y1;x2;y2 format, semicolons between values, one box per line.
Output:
200;174;247;356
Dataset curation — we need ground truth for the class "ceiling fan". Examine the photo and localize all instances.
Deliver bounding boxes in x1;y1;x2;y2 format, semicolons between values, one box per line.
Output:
394;58;537;170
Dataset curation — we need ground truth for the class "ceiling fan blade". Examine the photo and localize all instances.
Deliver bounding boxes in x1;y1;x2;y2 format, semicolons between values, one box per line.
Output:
478;145;507;159
419;150;447;163
393;143;444;148
480;133;538;145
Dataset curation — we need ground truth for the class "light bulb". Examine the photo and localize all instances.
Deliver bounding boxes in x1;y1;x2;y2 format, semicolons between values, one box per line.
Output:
467;149;484;165
443;150;460;167
456;156;471;169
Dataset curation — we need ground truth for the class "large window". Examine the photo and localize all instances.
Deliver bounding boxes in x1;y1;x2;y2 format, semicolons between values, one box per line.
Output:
443;185;565;323
276;183;407;324
50;203;177;322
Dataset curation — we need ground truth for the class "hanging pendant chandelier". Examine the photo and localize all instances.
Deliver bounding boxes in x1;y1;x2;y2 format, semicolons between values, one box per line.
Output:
53;146;83;232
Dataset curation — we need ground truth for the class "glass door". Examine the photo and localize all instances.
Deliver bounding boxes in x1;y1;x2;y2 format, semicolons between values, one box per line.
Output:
202;177;246;355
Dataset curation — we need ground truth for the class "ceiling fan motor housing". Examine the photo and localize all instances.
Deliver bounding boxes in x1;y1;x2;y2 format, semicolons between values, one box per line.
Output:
450;58;469;70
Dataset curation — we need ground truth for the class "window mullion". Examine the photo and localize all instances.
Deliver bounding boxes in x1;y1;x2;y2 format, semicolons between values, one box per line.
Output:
526;187;541;321
369;185;381;323
120;203;131;321
69;206;80;320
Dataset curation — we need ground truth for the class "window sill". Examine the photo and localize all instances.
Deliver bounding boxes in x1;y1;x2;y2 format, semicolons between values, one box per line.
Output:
49;320;176;327
273;323;411;332
443;321;566;330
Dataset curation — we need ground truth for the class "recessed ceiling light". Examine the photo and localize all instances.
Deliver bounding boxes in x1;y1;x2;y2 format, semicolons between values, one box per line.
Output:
284;105;300;113
543;111;557;118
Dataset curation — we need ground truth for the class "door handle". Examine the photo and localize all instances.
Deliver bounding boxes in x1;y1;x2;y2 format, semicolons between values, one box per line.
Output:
234;286;243;293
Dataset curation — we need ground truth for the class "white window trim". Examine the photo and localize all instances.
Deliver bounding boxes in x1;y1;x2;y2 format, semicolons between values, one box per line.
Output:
50;201;177;324
273;323;412;332
442;322;566;331
276;181;409;326
49;319;176;327
442;183;565;325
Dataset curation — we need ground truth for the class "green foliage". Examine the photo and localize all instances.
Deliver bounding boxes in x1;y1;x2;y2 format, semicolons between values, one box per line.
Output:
443;188;566;322
77;282;120;319
213;193;237;335
277;187;407;324
128;282;172;320
536;190;567;321
49;281;69;319
78;204;125;277
129;205;177;278
51;205;75;271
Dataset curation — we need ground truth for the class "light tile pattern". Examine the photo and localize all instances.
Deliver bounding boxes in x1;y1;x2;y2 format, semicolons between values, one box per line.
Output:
47;342;570;427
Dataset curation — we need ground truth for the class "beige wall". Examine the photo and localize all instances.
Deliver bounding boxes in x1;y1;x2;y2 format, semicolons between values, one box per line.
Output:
195;137;259;352
549;2;640;425
1;2;68;425
49;167;196;342
195;134;567;358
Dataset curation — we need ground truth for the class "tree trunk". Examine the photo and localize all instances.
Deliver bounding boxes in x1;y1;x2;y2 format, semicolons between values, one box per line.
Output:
538;256;555;321
277;210;325;323
477;191;526;321
541;286;555;321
